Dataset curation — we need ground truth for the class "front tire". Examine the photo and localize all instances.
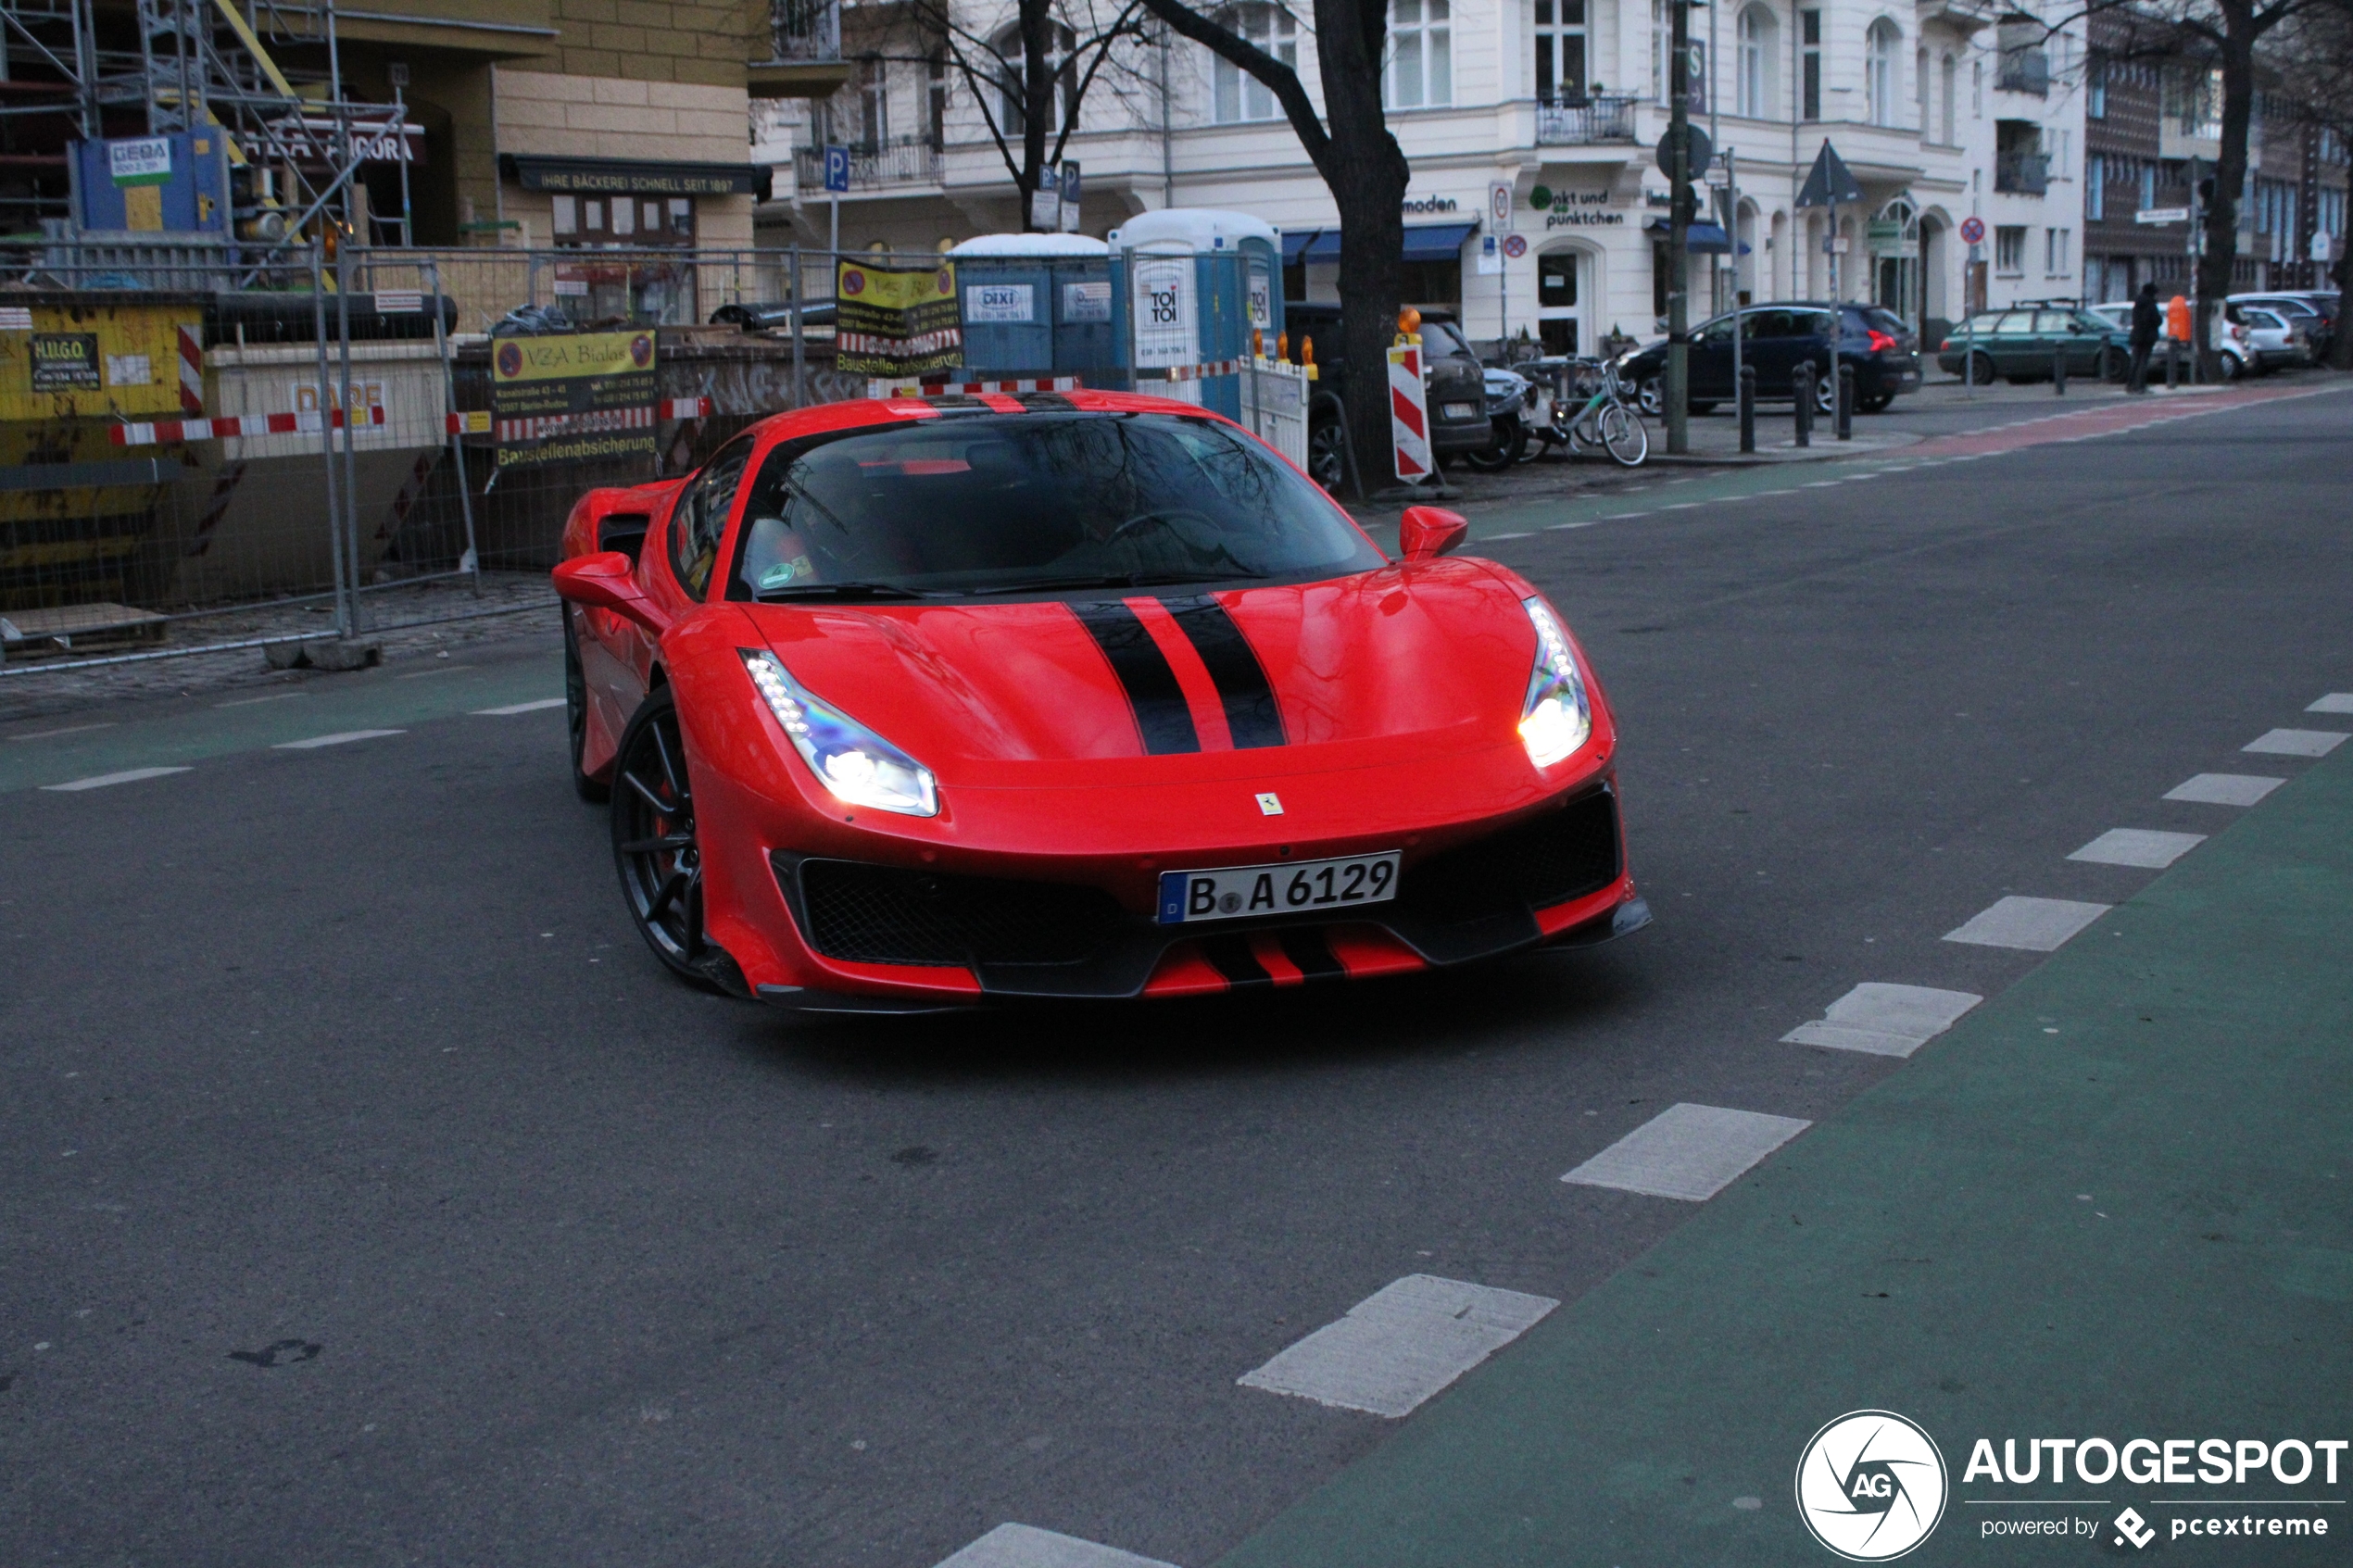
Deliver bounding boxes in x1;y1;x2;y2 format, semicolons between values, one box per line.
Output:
1966;351;1996;386
1637;375;1664;417
1459;418;1526;471
564;614;609;804
610;687;718;988
1813;368;1839;413
1597;404;1649;467
1306;415;1346;492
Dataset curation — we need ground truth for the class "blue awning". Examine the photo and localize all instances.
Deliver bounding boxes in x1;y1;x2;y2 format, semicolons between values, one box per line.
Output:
1281;228;1322;263
1643;218;1749;255
1401;221;1478;261
1302;229;1343;261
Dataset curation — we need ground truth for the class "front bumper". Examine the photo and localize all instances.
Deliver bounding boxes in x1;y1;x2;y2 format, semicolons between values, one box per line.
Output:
746;783;1642;1007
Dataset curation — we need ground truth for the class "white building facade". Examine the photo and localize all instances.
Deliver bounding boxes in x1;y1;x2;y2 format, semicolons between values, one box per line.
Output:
754;0;2085;350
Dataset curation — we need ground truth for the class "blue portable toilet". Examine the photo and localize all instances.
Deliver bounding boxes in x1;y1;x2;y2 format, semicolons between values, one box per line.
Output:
947;232;1111;383
1106;209;1283;420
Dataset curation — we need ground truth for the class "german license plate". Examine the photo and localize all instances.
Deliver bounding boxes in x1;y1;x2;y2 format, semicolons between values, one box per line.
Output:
1442;402;1480;419
1156;851;1401;925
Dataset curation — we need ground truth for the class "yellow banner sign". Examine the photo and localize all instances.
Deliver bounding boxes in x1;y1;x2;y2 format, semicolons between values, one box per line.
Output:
491;330;655;386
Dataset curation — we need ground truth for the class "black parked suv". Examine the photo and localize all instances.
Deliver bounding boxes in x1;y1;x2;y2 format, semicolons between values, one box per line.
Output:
1282;302;1491;489
1619;302;1923;415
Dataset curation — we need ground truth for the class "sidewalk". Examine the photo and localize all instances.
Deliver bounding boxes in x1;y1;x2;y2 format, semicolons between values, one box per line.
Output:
1218;744;2353;1565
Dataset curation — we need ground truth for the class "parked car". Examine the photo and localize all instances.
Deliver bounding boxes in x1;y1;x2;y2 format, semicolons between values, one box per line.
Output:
1617;303;1922;415
1283;302;1491;489
2082;300;2264;380
1936;306;2131;383
2230;292;2334;358
2232;304;2311;371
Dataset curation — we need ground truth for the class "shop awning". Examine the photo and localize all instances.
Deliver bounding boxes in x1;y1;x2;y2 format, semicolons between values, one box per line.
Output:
1285;223;1480;264
500;154;772;199
1643;217;1748;255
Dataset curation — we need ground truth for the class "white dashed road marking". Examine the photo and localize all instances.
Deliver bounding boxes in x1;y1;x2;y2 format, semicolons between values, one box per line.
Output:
1944;896;2109;951
2309;693;2353;714
272;729;407;750
2067;828;2206;869
1238;1274;1558;1419
1781;983;1983;1058
2243;728;2347;757
2164;772;2284;806
472;697;567;716
7;722;115;742
935;1524;1179;1568
40;766;193;793
1560;1103;1812;1202
215;691;306;708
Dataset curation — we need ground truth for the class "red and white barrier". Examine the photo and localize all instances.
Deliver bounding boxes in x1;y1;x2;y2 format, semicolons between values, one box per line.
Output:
1387;343;1432;481
110;407;387;445
176;324;204;415
866;376;1084;398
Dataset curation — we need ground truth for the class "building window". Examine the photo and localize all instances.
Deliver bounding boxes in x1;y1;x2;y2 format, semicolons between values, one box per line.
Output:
2140;161;2157;211
2087;154;2104;220
927;55;948;150
1995;224;2025;274
2088;59;2106;118
996;22;1077;137
1940;52;1956;142
860;56;889;148
2320;186;2346;237
1800;10;1821;121
1972;58;1982;119
1386;0;1453;108
1654;0;1702;109
2045;226;2068;274
1916;46;1929;131
1736;4;1774;118
1866;19;1900;128
1536;0;1587;105
551;193;696;247
1214;5;1297;122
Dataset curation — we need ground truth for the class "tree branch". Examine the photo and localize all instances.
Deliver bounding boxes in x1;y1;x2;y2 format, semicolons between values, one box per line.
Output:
1132;0;1335;175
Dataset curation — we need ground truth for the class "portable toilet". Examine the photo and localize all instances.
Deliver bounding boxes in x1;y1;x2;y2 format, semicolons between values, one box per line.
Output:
1106;209;1283;420
946;232;1112;383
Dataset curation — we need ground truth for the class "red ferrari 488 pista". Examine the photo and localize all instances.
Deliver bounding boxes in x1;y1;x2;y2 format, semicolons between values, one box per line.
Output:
552;388;1645;1011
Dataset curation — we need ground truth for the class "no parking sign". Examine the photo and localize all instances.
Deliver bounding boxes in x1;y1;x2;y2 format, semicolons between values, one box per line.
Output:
1959;216;1985;246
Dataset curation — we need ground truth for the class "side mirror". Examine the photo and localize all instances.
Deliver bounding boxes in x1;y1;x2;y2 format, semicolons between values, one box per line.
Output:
552;551;667;634
1399;505;1468;563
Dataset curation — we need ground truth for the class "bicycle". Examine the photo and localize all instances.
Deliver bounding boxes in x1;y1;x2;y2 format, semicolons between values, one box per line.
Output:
1543;358;1650;468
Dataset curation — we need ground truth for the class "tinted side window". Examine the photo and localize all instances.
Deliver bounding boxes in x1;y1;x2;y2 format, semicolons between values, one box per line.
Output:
2034;310;2075;333
1697;316;1736;344
1801;311;1837;338
670;437;754;598
1990;312;2031;335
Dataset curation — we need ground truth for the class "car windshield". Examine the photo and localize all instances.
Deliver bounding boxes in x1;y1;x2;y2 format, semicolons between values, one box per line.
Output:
1420;321;1476;359
725;410;1385;600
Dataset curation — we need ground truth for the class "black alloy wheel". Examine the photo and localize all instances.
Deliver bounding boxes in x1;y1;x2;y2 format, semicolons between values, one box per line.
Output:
610;686;716;986
1967;350;1997;386
1813;366;1839;414
563;613;609;803
1306;416;1346;492
2097;345;2126;383
1458;417;1524;471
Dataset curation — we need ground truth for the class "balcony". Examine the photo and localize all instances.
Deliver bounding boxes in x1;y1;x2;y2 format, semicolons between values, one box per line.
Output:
1536;94;1641;145
1994;151;2050;195
749;0;850;99
1996;48;2049;95
793;137;943;192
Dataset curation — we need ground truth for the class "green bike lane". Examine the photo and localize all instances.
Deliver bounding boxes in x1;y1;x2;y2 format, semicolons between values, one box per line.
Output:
0;646;562;795
1218;745;2353;1565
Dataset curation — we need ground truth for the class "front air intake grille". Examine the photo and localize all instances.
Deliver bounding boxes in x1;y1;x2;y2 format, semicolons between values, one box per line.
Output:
1404;789;1622;923
791;858;1128;967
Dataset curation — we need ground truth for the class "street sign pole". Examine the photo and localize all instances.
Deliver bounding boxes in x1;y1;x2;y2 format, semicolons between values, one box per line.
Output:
824;144;849;262
1667;0;1692;456
1728;147;1742;401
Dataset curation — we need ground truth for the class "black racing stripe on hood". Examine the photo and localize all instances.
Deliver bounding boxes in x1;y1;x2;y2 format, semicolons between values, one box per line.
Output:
1069;600;1200;755
1160;596;1288;748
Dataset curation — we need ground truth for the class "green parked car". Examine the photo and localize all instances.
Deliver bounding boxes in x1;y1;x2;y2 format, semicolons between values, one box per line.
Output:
1935;305;2131;384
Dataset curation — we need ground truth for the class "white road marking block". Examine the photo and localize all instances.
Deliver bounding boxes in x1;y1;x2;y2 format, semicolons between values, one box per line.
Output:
272;729;406;750
2243;728;2347;757
1237;1274;1558;1419
1560;1103;1812;1202
472;697;567;716
41;766;192;792
2164;772;2284;806
1781;983;1982;1057
1943;896;2109;951
2067;828;2206;869
2309;694;2353;714
934;1524;1179;1568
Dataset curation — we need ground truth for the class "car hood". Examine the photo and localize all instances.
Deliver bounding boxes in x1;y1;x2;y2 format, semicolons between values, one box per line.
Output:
728;560;1545;782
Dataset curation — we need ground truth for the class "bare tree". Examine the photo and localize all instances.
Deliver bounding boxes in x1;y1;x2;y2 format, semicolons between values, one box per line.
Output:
1134;0;1408;498
2261;3;2353;362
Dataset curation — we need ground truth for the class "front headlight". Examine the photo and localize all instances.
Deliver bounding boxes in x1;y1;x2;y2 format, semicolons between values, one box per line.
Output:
1517;597;1592;768
740;649;938;817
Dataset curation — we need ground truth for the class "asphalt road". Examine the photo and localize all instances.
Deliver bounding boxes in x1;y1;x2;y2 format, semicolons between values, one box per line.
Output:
4;382;2349;1567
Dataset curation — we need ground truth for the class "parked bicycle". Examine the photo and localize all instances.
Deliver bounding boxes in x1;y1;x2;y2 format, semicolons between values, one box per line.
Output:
1529;358;1649;467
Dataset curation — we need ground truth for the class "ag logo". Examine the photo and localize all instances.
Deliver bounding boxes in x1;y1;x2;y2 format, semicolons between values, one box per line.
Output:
1795;1410;1948;1561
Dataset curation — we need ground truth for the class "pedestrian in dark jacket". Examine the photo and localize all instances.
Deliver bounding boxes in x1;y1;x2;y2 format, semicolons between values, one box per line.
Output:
2127;281;2161;394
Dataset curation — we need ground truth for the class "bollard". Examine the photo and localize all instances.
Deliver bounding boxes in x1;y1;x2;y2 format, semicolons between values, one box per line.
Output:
2165;340;2180;389
1738;364;1757;454
1793;362;1814;446
1835;362;1854;441
2054;345;2068;395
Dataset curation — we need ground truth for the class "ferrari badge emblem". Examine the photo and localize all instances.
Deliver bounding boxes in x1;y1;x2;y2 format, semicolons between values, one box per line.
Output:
1255;793;1283;816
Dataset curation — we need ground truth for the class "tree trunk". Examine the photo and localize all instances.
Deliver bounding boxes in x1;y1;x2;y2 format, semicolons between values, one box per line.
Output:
2196;12;2257;379
1314;0;1411;498
1019;4;1052;228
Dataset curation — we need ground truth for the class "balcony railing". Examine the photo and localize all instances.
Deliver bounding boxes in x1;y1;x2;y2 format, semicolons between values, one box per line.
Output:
1994;151;2050;194
769;0;841;63
1536;94;1641;145
1996;49;2049;95
793;137;943;190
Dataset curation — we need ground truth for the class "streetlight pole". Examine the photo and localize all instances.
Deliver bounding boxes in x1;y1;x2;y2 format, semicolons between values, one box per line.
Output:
1667;0;1692;456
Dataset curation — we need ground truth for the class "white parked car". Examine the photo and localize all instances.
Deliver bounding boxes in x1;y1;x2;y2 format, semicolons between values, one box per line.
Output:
2229;305;2311;371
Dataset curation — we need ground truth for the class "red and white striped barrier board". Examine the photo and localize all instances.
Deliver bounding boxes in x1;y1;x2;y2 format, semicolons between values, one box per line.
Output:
1386;343;1432;482
110;407;387;445
1136;359;1242;383
486;397;708;444
176;324;204;415
865;376;1084;398
447;411;492;434
661;396;711;419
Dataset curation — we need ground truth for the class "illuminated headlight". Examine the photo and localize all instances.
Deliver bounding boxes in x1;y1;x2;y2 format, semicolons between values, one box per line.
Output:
740;649;938;817
1517;597;1592;768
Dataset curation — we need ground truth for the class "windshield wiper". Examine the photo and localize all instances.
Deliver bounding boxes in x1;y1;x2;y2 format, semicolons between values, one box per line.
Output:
965;570;1248;596
752;581;949;602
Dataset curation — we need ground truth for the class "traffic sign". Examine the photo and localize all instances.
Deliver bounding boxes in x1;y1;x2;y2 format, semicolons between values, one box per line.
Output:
1502;233;1528;259
823;144;849;193
2134;207;2191;225
1655;124;1712;180
1958;215;1985;245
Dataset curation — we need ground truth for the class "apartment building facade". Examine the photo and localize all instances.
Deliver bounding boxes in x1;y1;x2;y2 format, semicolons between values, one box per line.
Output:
756;0;2086;349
